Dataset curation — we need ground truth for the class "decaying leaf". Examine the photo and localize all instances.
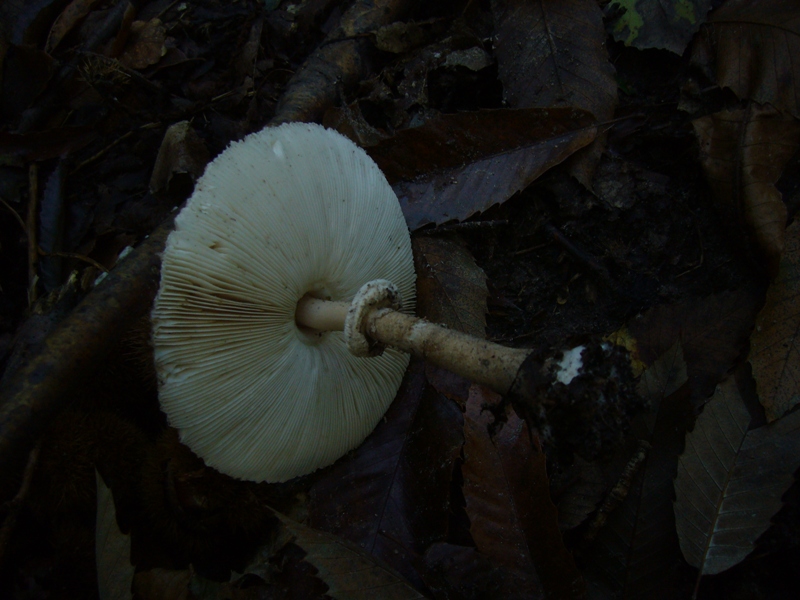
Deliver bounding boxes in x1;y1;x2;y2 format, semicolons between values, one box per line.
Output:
96;470;134;600
367;107;596;230
309;362;463;589
462;385;585;598
606;0;711;54
693;104;800;276
492;0;618;186
629;289;763;405
674;376;800;577
273;512;425;599
749;219;800;421
412;235;488;337
696;0;800;119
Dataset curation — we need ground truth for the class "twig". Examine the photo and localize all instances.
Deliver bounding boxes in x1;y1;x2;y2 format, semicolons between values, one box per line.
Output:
26;165;39;306
543;221;614;288
0;443;41;568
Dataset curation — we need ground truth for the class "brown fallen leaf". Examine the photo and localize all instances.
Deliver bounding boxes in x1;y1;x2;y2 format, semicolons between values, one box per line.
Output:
149;121;210;199
693;103;800;277
96;470;134;600
367;108;596;230
749;218;800;421
492;0;618;187
695;0;800;119
606;0;711;54
45;0;102;54
637;340;688;433
118;19;167;70
462;385;585;599
413;235;488;337
674;376;800;579
629;289;763;406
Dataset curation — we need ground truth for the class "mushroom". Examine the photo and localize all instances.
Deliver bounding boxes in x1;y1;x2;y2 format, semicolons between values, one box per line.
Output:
153;123;637;483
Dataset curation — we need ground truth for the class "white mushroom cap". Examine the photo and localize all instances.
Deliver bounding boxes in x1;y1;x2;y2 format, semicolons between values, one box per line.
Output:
151;123;415;482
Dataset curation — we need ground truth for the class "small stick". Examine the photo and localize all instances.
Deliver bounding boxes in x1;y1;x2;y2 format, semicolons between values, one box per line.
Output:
26;164;39;305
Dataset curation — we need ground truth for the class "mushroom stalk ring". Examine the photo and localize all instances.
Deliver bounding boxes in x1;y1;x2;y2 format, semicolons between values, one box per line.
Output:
295;280;530;395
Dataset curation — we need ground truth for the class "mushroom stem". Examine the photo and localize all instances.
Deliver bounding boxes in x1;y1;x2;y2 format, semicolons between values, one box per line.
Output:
295;295;349;331
295;295;529;394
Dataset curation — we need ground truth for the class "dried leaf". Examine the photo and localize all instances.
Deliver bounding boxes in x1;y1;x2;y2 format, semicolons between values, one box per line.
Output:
118;19;166;70
491;0;618;186
628;289;763;405
413;235;488;337
693;104;800;276
699;0;800;119
749;219;800;421
367;108;596;230
674;376;800;576
309;362;463;589
96;470;134;600
274;512;425;600
149;121;210;198
45;0;101;53
606;0;711;54
463;385;585;598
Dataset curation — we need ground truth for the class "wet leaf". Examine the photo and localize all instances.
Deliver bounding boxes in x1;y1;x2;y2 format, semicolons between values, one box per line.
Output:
367;108;596;230
491;0;618;186
46;0;102;53
309;361;463;589
274;511;425;599
462;385;585;598
693;103;800;276
697;0;800;119
674;376;800;576
606;0;711;54
628;289;763;406
412;235;488;337
96;470;134;600
749;219;800;421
